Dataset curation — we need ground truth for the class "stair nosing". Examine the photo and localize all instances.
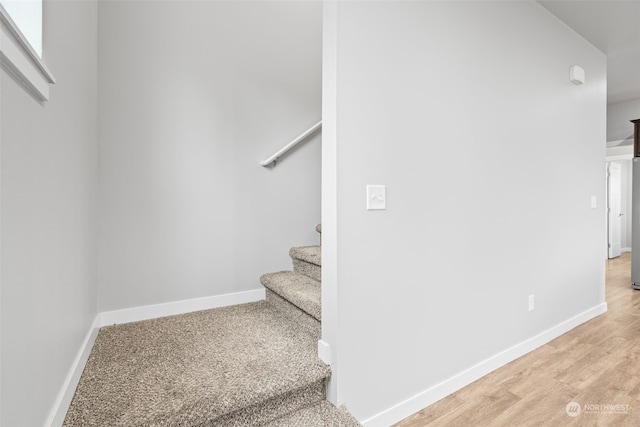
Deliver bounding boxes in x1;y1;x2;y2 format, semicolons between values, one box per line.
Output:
289;246;321;267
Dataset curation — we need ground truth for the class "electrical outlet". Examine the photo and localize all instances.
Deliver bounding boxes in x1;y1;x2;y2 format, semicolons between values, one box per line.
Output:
366;185;386;210
528;295;535;312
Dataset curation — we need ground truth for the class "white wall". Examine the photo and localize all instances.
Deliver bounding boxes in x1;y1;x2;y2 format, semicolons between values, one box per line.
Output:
323;1;606;422
0;1;98;425
608;98;640;142
98;1;322;311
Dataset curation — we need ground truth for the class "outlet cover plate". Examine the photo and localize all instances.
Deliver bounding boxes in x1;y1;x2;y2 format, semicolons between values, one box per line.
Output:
367;185;386;210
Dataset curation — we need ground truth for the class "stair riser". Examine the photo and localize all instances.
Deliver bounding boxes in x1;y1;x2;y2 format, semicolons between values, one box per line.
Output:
266;290;320;340
215;379;326;426
292;259;321;282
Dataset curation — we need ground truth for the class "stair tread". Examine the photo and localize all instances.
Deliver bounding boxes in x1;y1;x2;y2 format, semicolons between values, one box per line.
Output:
289;245;321;267
63;301;330;426
261;271;321;321
269;401;361;426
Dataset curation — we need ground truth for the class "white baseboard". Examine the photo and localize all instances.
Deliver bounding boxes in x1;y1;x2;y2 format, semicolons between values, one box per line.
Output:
361;302;608;427
99;288;265;327
47;288;265;427
46;315;101;427
622;247;632;253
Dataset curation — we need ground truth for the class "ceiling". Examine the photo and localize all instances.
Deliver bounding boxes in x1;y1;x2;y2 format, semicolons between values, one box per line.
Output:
538;0;640;105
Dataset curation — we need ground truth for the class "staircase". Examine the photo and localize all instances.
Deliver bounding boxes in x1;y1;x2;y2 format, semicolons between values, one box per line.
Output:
63;224;360;426
261;247;321;340
259;223;357;425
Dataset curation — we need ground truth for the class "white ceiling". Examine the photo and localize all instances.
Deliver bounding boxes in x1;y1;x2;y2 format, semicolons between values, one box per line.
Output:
538;0;640;105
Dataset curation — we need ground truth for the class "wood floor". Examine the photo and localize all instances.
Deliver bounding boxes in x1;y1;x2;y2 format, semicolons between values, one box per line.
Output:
395;253;640;427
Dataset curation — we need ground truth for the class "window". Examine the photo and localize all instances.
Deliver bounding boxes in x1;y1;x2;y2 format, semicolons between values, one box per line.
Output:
0;0;55;101
2;0;41;56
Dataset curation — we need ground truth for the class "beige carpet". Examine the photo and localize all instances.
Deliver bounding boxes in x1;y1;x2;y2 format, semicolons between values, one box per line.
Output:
63;301;334;426
65;225;361;426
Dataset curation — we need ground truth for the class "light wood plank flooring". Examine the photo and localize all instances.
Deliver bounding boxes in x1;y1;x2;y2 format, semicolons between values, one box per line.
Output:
395;253;640;426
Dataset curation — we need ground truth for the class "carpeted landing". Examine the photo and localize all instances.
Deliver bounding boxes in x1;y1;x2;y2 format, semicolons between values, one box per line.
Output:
64;225;361;426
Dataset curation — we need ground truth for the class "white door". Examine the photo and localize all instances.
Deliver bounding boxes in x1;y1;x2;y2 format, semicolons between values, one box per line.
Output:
608;162;622;258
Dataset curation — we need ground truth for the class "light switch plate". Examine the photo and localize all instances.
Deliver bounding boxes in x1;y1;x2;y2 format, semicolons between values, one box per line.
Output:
367;185;386;210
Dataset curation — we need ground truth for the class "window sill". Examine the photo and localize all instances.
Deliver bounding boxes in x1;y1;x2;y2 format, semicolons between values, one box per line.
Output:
0;4;54;102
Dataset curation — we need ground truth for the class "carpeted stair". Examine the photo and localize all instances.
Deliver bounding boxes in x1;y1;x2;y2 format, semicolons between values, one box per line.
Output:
270;401;361;426
64;224;360;426
261;271;321;340
260;236;322;340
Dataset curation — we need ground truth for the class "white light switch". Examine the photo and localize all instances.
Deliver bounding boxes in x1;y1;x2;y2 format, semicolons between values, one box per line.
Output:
590;196;597;209
367;185;386;210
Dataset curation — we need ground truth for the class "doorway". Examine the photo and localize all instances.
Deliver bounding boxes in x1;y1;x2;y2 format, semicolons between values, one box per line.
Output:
608;162;622;258
607;160;632;259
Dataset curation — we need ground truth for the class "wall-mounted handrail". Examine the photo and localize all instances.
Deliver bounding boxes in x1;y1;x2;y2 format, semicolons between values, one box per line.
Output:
260;120;322;167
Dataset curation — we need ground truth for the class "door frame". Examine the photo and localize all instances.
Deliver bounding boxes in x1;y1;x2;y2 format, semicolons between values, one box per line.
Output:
607;161;623;258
